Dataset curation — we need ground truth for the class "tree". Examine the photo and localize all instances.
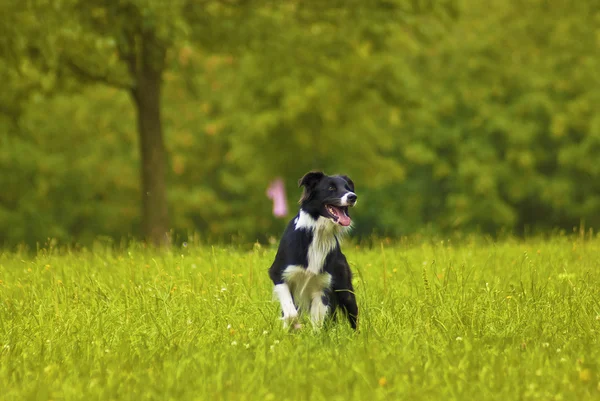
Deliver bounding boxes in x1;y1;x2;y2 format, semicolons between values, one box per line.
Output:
2;0;599;247
0;0;181;244
0;0;244;245
60;0;187;245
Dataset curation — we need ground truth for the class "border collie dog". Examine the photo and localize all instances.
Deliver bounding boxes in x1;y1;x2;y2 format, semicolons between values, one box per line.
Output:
268;171;358;330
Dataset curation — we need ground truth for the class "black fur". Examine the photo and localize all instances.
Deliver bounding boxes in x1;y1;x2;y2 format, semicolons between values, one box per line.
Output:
268;172;359;329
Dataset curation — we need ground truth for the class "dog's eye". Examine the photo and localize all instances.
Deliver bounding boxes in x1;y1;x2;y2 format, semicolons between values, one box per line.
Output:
328;186;335;191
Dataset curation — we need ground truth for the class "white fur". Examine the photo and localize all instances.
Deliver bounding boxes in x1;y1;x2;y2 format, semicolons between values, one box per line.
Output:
279;209;351;328
307;216;341;274
282;265;331;313
282;265;331;328
340;192;357;206
310;296;329;328
294;210;316;230
294;210;350;275
273;283;297;327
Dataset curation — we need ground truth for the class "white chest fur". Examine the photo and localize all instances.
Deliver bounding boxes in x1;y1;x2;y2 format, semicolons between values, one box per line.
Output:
274;211;351;327
294;211;346;275
282;265;331;313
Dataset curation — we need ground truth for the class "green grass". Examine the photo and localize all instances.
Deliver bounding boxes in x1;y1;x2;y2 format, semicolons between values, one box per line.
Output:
1;235;599;400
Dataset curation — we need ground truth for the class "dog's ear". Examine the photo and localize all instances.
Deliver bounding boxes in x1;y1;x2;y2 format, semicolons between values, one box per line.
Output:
340;175;355;192
298;171;325;188
298;171;325;204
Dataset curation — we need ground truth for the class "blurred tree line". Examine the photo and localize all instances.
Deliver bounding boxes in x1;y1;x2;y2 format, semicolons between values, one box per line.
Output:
1;0;599;246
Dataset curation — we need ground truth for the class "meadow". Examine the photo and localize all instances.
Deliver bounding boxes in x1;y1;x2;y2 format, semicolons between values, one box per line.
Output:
1;235;599;401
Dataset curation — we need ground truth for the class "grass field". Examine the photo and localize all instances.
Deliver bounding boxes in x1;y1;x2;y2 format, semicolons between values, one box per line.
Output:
1;235;599;400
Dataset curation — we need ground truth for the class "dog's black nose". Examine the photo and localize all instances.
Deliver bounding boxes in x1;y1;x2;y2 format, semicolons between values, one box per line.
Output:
347;194;357;204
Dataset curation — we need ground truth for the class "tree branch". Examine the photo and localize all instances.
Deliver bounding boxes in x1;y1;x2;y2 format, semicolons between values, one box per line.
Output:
65;58;132;91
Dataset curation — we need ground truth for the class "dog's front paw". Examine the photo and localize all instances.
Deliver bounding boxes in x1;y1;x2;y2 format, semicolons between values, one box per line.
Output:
281;309;299;329
284;320;303;331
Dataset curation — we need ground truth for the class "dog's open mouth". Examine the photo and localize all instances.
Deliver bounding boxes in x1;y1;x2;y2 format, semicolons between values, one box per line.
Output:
326;205;352;226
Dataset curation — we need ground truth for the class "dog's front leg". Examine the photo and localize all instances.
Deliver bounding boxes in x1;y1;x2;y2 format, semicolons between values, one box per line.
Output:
273;283;298;328
310;292;329;329
336;289;358;330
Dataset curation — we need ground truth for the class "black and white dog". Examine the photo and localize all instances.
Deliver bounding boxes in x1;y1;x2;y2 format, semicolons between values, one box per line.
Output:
268;171;358;330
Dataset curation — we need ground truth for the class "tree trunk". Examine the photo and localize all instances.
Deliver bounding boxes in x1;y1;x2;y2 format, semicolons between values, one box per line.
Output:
130;37;169;246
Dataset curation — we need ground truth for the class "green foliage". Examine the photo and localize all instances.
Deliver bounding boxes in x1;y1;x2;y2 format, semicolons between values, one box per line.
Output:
1;0;600;245
1;237;600;399
0;88;139;245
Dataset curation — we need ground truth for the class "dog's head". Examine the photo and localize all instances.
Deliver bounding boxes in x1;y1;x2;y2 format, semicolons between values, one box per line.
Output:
298;171;357;227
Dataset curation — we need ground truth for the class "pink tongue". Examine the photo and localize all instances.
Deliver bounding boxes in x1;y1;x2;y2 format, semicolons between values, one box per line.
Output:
332;206;351;226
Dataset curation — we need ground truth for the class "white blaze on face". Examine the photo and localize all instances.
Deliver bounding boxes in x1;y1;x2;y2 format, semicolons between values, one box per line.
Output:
340;192;357;206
